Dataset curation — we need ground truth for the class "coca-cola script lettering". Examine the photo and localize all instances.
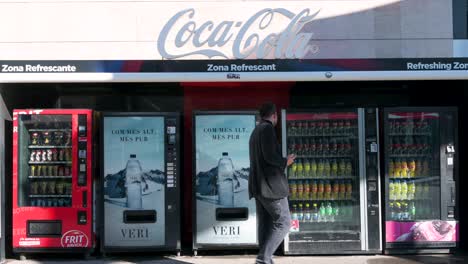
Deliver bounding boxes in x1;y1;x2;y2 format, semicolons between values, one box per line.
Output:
158;8;319;59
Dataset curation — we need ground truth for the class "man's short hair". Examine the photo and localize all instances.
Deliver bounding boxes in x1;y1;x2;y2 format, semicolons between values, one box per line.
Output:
259;102;277;119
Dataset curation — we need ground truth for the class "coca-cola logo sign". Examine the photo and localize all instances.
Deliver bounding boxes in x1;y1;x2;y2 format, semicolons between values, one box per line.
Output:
61;230;89;248
157;8;320;60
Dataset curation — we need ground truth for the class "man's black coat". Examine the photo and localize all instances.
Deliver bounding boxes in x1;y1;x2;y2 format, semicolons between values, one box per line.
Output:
248;119;288;199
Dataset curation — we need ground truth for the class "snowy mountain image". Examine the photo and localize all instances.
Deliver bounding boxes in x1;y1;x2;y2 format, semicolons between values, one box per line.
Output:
196;167;249;196
104;168;165;199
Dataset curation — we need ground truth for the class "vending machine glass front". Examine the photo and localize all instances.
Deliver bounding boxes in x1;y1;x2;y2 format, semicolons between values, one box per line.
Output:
18;115;73;208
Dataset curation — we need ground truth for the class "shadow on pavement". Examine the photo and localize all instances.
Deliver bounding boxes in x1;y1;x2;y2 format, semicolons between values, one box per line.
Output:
366;255;467;264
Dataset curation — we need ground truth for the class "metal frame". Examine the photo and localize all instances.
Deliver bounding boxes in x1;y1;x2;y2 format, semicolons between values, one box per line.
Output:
358;108;368;251
382;106;459;251
192;110;259;252
99;112;181;254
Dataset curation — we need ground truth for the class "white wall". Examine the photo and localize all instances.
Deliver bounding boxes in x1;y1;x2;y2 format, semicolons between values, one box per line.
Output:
0;0;454;59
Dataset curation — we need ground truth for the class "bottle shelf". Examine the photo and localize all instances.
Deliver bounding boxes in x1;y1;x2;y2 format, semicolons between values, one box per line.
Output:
388;133;432;137
29;194;72;198
388;154;431;158
28;146;71;149
389;198;433;201
294;155;354;159
388;176;432;180
289;176;355;180
289;197;355;202
29;161;72;165
29;129;72;132
28;176;72;179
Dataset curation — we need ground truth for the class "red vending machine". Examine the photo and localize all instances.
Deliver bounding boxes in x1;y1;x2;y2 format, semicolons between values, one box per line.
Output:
12;109;93;256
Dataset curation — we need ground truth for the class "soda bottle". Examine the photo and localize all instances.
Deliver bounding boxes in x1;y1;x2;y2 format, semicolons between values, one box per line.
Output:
415;159;423;176
303;138;310;156
296;138;303;156
389;159;395;178
288;138;295;155
422;159;430;177
323;138;330;156
291;204;298;220
331;159;338;177
302;121;309;136
337;138;345;155
311;180;318;200
288;122;296;136
394;179;401;200
394;159;401;178
421;121;430;134
409;159;416;178
331;139;338;155
400;159;408;178
395;202;402;220
338;159;346;177
304;180;311;200
291;160;297;178
319;202;326;222
296;159;304;178
402;202;410;220
389;202;395;220
345;160;353;176
345;120;351;135
298;203;304;221
316;121;324;135
408;180;416;200
389;179;395;201
325;180;332;200
316;138;323;155
305;203;312;222
339;180;347;200
288;164;295;179
317;159;324;178
290;180;297;200
297;180;304;200
338;120;345;135
323;121;330;135
217;152;236;207
332;181;340;200
333;201;340;221
304;159;311;178
310;159;317;177
410;201;416;220
297;122;303;136
332;121;338;135
309;121;316;136
346;180;353;199
326;202;334;222
312;203;319;222
324;159;331;177
310;138;317;156
317;180;324;200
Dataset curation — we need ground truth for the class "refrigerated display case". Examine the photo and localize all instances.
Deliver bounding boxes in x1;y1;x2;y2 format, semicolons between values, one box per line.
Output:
12;109;93;255
100;112;181;254
192;111;258;254
383;107;458;253
282;109;381;255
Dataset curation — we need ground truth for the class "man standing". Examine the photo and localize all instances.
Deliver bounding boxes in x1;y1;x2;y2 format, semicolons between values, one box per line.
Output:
249;102;296;264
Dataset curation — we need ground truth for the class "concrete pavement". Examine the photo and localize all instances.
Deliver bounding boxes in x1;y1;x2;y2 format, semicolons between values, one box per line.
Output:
4;254;467;264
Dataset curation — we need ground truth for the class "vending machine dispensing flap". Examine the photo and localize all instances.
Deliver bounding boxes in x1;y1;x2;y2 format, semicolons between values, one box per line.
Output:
216;208;249;221
123;210;157;224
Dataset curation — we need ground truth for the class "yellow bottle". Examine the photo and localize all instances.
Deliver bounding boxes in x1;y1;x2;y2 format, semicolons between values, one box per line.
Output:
311;160;317;177
389;160;395;178
401;160;408;178
409;159;416;178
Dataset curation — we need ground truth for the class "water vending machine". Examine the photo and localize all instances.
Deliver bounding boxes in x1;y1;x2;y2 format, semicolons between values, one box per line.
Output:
192;111;258;255
100;112;181;254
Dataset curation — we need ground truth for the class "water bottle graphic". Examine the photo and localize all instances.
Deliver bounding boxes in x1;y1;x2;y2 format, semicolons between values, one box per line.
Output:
125;154;143;209
217;152;235;207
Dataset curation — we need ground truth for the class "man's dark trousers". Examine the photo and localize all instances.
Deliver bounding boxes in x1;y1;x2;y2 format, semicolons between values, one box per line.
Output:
255;196;291;264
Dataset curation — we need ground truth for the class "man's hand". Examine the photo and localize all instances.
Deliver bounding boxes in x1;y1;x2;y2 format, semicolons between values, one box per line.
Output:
287;154;296;166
